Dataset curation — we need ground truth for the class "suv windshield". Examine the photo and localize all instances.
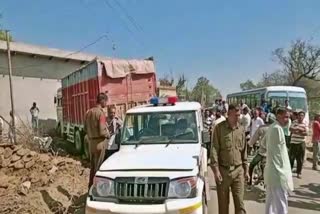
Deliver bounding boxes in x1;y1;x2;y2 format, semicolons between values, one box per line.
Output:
121;111;198;145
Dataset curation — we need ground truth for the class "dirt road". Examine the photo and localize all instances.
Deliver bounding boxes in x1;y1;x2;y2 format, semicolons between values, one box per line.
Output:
207;161;320;214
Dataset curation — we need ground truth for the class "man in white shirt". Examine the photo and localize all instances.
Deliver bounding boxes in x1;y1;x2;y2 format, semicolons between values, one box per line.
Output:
105;106;123;159
240;99;248;111
203;109;214;131
251;107;265;137
240;107;251;139
30;102;40;132
213;109;226;127
285;100;292;111
264;108;293;214
249;107;264;154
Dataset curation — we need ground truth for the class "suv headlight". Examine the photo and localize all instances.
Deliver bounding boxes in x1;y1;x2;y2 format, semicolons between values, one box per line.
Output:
92;177;115;197
168;176;197;198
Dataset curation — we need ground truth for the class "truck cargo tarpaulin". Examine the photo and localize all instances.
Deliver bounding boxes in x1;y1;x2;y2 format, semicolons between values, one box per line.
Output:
101;59;156;78
58;58;157;155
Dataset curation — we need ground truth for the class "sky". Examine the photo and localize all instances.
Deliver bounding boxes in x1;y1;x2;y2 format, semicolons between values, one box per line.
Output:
1;0;320;97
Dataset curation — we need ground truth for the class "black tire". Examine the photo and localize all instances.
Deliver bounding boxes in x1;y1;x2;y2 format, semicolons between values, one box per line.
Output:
74;130;83;154
252;163;263;185
83;135;90;160
56;123;62;137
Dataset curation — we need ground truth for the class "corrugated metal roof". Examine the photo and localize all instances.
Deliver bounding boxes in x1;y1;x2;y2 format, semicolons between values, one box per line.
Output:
0;40;110;62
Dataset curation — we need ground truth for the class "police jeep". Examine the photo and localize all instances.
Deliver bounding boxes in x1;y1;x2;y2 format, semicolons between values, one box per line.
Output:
86;96;211;214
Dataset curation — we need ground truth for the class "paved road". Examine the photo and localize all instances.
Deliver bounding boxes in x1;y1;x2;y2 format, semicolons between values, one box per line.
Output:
207;160;320;214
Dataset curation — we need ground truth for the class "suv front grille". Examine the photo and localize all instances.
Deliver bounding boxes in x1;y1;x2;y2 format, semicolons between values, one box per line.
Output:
115;177;169;204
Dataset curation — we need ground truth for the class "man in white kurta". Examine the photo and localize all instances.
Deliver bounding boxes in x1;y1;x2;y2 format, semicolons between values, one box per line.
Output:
264;108;294;214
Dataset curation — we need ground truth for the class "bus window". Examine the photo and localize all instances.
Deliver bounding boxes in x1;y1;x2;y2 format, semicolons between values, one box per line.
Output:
249;94;254;108
288;92;307;111
267;91;287;107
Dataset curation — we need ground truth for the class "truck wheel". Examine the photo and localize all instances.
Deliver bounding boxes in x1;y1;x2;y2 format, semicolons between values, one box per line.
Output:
56;123;62;137
74;130;83;154
83;135;90;160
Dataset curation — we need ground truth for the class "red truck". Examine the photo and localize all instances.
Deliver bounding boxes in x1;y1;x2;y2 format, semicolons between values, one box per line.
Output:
56;58;156;156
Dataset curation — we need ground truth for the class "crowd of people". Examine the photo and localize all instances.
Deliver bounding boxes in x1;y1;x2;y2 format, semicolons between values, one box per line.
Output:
205;98;320;214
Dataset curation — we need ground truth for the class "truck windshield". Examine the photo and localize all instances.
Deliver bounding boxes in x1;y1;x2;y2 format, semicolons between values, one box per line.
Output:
121;111;198;145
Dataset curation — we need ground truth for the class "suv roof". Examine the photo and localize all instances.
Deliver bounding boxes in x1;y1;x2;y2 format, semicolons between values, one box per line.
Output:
127;102;201;114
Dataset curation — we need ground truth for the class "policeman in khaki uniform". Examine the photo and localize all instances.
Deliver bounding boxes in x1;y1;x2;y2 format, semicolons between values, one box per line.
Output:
84;93;110;189
210;104;249;214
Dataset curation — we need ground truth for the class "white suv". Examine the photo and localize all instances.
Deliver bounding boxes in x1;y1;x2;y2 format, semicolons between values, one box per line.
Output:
86;98;211;214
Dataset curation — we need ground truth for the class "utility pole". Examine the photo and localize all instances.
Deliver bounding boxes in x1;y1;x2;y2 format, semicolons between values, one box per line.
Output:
6;30;16;144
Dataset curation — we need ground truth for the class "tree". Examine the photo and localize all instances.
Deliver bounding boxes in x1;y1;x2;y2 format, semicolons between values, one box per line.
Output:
258;71;289;87
273;40;320;85
158;74;174;86
191;77;221;107
176;74;187;99
0;13;13;41
0;30;13;41
240;80;257;91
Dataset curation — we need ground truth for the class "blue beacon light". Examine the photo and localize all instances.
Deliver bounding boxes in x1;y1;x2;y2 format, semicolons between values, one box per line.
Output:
150;97;159;105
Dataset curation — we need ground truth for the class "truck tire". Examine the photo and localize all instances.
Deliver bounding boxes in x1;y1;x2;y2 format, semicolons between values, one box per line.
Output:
83;135;90;160
56;123;62;137
74;130;83;154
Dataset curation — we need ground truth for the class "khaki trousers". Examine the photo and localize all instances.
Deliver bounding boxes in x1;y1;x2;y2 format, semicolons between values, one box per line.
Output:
87;137;107;189
216;166;246;214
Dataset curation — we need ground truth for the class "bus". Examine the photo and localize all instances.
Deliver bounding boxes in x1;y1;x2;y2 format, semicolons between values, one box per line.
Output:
226;86;309;124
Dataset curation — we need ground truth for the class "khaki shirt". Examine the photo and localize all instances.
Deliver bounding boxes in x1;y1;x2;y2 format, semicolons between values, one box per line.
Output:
210;120;247;167
84;106;110;140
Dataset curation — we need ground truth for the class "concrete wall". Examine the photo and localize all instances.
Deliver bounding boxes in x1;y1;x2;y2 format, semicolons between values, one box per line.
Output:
0;51;85;79
0;51;88;133
0;75;61;131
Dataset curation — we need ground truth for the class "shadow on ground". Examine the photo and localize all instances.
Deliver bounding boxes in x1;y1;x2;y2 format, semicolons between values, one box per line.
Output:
244;186;266;203
287;183;320;212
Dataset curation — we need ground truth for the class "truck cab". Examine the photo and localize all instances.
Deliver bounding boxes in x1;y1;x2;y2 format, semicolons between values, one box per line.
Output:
86;97;211;214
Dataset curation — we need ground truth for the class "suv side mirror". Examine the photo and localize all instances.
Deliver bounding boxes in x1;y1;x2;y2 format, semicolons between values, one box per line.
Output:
202;130;211;145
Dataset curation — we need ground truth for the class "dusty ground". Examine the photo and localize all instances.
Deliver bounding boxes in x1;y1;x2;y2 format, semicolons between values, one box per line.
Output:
0;140;90;214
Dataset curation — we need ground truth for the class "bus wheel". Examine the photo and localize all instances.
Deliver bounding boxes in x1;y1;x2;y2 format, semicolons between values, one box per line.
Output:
74;130;83;154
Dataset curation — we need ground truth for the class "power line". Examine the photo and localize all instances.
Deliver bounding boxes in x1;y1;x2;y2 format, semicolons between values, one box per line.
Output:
112;0;143;32
0;34;110;70
80;0;117;50
102;0;146;49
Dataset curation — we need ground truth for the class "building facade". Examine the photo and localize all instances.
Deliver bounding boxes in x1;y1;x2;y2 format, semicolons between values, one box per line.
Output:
0;40;107;132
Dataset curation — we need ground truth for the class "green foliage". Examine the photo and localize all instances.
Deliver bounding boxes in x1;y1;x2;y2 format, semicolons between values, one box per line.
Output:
176;74;187;100
190;77;221;107
240;80;257;91
0;30;13;41
158;75;174;86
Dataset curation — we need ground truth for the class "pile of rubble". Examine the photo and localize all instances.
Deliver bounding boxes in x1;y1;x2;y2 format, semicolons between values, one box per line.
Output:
0;143;89;214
